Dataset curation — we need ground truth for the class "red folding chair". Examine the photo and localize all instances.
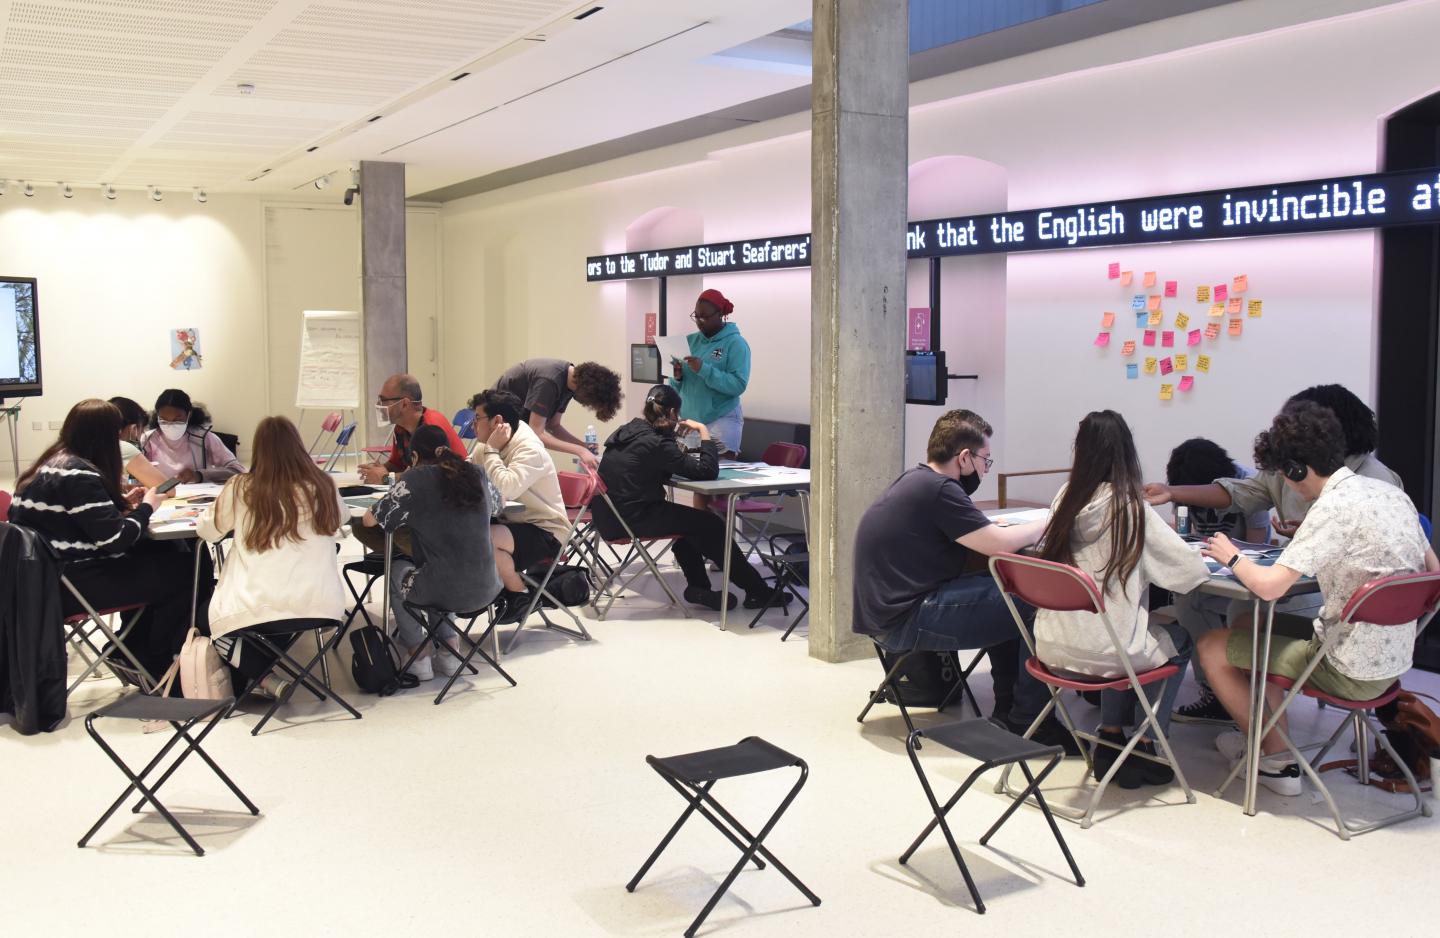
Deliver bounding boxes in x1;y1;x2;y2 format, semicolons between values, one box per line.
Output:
499;472;597;654
307;411;342;461
0;489;10;520
1216;571;1440;839
989;553;1195;828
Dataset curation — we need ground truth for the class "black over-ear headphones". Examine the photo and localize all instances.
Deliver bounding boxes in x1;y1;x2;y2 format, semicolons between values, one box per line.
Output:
1281;460;1308;482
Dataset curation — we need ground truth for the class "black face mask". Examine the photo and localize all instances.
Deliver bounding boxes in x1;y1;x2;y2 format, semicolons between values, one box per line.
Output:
959;470;982;496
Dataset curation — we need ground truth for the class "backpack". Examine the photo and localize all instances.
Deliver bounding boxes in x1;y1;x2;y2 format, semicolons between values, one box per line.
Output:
544;564;592;607
874;648;971;708
1320;690;1440;793
179;628;233;700
349;625;417;696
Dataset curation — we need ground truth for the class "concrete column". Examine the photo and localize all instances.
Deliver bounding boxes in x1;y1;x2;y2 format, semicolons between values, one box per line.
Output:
809;0;909;663
360;160;408;444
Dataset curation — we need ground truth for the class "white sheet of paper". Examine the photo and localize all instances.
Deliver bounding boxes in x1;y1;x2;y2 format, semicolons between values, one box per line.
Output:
654;333;692;365
174;482;223;498
989;507;1051;527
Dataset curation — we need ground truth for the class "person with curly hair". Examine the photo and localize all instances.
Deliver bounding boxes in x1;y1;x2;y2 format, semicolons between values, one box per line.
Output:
1197;401;1438;795
493;358;622;470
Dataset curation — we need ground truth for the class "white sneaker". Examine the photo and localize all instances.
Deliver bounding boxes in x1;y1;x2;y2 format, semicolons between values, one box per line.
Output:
405;654;434;682
432;640;463;678
1215;729;1247;763
1257;755;1303;796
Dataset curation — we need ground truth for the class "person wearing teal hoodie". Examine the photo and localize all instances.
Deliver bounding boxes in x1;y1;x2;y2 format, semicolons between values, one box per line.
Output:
669;288;750;455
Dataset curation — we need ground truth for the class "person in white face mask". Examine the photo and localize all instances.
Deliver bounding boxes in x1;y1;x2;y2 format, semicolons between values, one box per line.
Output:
140;387;246;484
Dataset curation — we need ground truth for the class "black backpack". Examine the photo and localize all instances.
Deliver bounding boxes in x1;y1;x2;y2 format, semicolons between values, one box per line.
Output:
349;626;418;696
536;564;592;607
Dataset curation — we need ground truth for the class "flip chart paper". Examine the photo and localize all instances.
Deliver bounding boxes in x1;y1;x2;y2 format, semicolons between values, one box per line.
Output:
1248;299;1262;318
1197;354;1211;372
1094;332;1111;347
1108;262;1120;279
1164;280;1178;297
1160;383;1174;401
1196;285;1211;302
1179;375;1195;391
1143;271;1157;287
1121;340;1136;356
1101;311;1115;328
1161;331;1175;347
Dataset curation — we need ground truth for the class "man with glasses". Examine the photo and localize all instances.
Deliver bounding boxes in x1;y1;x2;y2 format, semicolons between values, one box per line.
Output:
358;374;467;485
669;288;750;457
853;409;1079;753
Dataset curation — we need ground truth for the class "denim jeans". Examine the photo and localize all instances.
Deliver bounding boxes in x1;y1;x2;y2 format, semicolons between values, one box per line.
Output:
1098;620;1192;733
877;573;1048;725
388;557;456;648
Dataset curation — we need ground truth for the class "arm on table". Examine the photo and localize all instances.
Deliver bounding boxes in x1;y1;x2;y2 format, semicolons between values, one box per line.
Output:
1201;532;1301;602
1144;481;1233;509
958;519;1046;557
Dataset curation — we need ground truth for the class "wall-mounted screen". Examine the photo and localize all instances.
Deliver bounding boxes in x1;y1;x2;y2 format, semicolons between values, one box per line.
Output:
905;350;947;406
630;343;662;384
0;277;41;398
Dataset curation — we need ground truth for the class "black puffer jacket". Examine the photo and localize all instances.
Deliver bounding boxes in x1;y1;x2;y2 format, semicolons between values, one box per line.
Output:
0;522;67;735
595;419;718;527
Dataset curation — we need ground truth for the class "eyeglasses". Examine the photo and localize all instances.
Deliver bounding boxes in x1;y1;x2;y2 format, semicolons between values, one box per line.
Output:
377;395;407;404
971;453;994;471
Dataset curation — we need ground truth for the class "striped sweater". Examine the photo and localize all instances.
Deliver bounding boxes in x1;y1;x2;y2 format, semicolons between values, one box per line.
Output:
10;454;153;560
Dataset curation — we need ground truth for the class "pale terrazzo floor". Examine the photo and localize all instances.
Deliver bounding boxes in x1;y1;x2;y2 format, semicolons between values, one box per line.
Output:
5;534;1438;938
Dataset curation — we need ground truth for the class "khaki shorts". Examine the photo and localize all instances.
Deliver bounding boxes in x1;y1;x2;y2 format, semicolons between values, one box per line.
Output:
1225;630;1396;702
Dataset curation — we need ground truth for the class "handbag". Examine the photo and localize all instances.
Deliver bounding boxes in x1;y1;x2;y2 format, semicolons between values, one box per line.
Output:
1319;690;1440;793
349;625;417;696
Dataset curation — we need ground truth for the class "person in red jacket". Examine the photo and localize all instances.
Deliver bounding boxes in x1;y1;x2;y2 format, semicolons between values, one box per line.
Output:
358;373;466;484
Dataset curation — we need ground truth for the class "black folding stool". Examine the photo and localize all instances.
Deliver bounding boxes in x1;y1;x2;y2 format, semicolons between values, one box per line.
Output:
340;554;386;630
229;618;362;735
856;643;985;744
79;694;258;857
745;542;809;641
626;737;820;938
901;719;1083;914
398;600;516;704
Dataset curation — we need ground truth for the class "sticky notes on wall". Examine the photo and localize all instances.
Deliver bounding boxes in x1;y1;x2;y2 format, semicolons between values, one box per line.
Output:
1148;310;1163;327
1094;332;1111;347
1101;311;1116;328
1232;274;1248;294
1164;280;1178;297
1197;354;1211;372
1143;271;1157;287
1175;354;1188;371
1209;303;1224;318
1196;285;1211;302
1187;329;1201;346
1228;318;1243;336
1144;357;1158;375
1247;299;1262;318
1179;375;1195;392
1132;294;1147;310
1121;270;1134;286
1215;284;1228;302
1121;340;1136;356
1126;363;1138;379
1204;321;1221;339
1161;331;1175;347
1227;297;1242;315
1159;357;1174;375
1108;262;1120;279
1147;295;1162;311
1136;311;1148;328
1143;330;1156;346
1160;383;1174;401
1174;312;1190;329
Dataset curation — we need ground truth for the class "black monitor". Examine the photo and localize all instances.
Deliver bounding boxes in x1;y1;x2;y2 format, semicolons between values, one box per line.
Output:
0;276;41;399
630;343;661;384
905;350;947;405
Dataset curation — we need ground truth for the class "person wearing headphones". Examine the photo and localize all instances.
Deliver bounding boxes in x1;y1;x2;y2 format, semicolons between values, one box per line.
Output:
592;384;783;612
669;288;750;457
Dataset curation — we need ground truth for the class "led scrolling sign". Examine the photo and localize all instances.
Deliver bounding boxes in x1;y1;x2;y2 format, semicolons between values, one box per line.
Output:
585;168;1440;281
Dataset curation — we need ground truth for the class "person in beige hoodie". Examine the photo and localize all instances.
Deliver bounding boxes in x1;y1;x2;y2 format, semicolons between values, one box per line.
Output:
1035;410;1209;789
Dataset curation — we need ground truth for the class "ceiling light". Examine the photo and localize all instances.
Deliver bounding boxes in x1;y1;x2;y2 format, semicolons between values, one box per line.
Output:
574;6;603;20
102;183;116;200
450;72;470;81
148;185;163;203
366;115;381;123
22;180;34;197
60;182;73;199
193;188;207;204
313;174;331;190
237;82;256;95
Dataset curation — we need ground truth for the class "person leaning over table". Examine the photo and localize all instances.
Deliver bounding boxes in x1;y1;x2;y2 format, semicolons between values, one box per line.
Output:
668;288;750;458
109;395;166;488
469;389;569;626
1196;401;1438;796
141;387;246;484
492;358;623;471
352;373;467;557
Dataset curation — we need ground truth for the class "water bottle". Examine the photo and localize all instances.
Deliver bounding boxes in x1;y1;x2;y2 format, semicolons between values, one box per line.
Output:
1175;506;1191;536
584;424;598;454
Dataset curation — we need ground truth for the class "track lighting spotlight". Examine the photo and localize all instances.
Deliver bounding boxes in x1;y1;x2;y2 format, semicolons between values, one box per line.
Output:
148;185;163;203
102;183;117;200
193;188;207;203
22;180;35;197
313;173;331;190
60;182;73;198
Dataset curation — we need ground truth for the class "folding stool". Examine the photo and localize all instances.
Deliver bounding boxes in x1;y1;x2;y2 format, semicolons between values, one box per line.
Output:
857;643;986;742
398;600;516;704
229;618;361;735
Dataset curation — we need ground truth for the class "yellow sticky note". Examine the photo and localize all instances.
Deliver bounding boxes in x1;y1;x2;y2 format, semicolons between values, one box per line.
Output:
1120;270;1134;286
1101;311;1116;329
1143;271;1157;287
1160;383;1174;401
1147;310;1162;327
1197;354;1211;373
1196;285;1211;302
1233;274;1248;294
1175;354;1188;371
1174;312;1190;330
1247;299;1262;318
1146;294;1162;312
1144;356;1157;375
1227;297;1242;315
1228;318;1243;336
1209;303;1224;318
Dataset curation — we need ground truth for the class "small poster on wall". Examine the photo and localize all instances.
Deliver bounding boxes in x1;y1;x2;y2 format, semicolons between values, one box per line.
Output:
907;307;931;351
169;328;202;370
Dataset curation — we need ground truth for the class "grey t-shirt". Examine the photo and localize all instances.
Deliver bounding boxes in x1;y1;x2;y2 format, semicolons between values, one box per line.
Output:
495;358;573;422
372;463;502;614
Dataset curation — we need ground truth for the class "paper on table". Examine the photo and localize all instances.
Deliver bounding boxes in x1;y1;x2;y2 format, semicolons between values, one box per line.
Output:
990;507;1051;526
653;333;692;364
152;505;203;524
175;483;223;498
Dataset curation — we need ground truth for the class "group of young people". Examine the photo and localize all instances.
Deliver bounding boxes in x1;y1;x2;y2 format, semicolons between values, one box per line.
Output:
854;384;1437;794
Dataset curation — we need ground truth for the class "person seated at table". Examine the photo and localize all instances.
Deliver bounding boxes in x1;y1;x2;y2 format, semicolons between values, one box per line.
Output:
1163;437;1270;726
1197;402;1438;795
109;396;165;488
592;384;783;612
11;399;206;687
362;425;503;681
1035;411;1209;787
469;389;569;625
352;373;467;556
197;416;347;698
493;358;622;470
142;388;246;484
851;408;1076;753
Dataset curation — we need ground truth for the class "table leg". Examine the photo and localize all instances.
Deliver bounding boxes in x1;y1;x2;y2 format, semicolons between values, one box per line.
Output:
382;530;392;636
720;493;738;631
799;490;810;546
189;540;203;632
1243;599;1277;816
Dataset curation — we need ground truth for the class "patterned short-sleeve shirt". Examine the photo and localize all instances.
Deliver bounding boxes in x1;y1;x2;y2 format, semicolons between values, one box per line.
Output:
1277;467;1430;681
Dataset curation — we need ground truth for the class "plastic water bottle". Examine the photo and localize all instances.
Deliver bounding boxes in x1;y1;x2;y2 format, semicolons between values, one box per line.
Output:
1175;506;1191;536
584;425;598;454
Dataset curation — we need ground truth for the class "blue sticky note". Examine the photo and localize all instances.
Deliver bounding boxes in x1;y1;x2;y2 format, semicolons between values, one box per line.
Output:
1131;294;1146;310
1135;311;1147;328
1126;363;1139;379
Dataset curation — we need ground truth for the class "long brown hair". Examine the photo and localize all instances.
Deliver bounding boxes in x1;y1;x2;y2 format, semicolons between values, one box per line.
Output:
17;399;126;507
1040;410;1146;596
232;416;342;551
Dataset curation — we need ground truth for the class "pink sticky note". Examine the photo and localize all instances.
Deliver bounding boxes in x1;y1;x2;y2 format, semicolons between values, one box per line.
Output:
1159;357;1174;375
1232;274;1248;294
1161;331;1175;348
1101;311;1115;329
1143;330;1156;347
1120;270;1133;286
1108;262;1120;279
1143;271;1157;287
1164;280;1177;298
1121;340;1136;356
1146;295;1161;312
1215;284;1228;302
1094;332;1110;347
1187;328;1201;346
1179;375;1195;391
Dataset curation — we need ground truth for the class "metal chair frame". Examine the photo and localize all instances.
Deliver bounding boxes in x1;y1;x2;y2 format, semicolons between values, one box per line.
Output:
229;619;362;735
397;600;516;705
745;535;809;640
857;643;986;743
586;473;690;621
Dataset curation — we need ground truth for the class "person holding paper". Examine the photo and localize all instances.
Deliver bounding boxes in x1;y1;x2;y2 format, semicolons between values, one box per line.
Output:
668;289;750;457
492;358;623;471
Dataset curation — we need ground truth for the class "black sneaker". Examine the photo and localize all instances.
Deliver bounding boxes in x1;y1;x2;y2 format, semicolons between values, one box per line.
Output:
1173;689;1235;726
1133;739;1177;786
743;585;790;610
683;586;737;611
1090;728;1146;789
1007;714;1081;757
492;590;532;626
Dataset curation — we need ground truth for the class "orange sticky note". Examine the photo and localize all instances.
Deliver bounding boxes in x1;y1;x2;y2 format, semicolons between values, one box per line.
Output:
1179;375;1195;392
1247;299;1262;318
1160;383;1174;401
1144;357;1157;375
1164;280;1178;297
1204;321;1221;339
1174;312;1190;329
1227;297;1242;315
1228;318;1243;336
1101;311;1116;328
1232;274;1248;294
1094;332;1111;347
1146;295;1161;312
1208;303;1224;318
1175;354;1188;371
1120;270;1134;286
1147;310;1163;327
1108;262;1120;279
1121;340;1136;356
1197;354;1211;373
1196;285;1211;302
1143;271;1157;287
